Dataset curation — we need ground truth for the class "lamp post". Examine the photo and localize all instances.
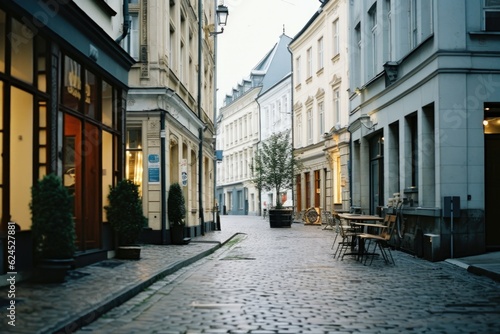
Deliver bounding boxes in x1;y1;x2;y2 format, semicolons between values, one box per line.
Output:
198;1;229;235
212;2;228;230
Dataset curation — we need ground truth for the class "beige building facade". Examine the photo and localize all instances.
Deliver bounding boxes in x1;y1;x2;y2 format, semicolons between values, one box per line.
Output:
289;0;351;217
125;0;218;242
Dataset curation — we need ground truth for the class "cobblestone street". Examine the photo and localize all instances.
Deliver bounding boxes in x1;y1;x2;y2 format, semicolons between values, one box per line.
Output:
76;216;500;334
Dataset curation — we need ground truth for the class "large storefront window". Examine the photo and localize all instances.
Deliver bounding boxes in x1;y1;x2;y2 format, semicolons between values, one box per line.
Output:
61;54;123;251
126;127;143;193
11;18;33;84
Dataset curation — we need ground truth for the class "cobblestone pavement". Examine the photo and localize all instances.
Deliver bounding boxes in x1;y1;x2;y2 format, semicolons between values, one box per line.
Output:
75;216;500;334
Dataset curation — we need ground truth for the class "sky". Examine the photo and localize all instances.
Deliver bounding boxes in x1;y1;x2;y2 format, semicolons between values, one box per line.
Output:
215;0;321;109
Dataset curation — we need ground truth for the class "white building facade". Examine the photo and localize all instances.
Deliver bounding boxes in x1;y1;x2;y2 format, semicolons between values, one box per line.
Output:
216;34;294;216
257;75;293;212
289;0;351;216
348;0;500;258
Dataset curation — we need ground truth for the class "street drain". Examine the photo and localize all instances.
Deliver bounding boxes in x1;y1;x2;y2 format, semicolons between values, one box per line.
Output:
220;256;256;261
191;302;243;309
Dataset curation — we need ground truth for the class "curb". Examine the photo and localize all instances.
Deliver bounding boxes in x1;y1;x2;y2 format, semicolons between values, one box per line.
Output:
52;243;222;334
467;265;500;283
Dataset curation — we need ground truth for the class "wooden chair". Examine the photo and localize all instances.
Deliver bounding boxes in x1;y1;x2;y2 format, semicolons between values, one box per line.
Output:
358;215;397;265
334;216;359;259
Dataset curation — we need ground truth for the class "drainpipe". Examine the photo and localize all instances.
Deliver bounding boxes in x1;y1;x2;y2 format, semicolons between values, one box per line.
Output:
160;111;167;244
197;0;204;235
115;0;130;43
287;44;295;214
255;98;262;216
347;125;353;211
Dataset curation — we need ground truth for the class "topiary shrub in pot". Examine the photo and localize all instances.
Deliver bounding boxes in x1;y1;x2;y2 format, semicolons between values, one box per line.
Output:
105;179;147;259
30;173;76;283
167;182;189;245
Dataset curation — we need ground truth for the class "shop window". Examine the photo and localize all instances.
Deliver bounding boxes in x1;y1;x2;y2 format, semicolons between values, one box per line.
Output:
36;35;47;93
10;87;33;230
85;69;97;119
62;56;82;111
102;81;113;127
126;127;143;193
11;18;33;84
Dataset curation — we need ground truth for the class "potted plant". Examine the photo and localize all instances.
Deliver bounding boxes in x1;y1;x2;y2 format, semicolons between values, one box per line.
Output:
30;173;76;283
251;131;301;228
105;179;147;259
167;182;189;244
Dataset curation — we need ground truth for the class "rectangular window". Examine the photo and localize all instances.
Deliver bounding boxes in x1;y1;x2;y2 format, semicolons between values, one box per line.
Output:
11;18;33;84
333;88;340;124
126;127;143;192
410;0;418;48
306;47;312;78
295;56;301;83
318;102;325;138
332;19;339;56
62;55;82;111
317;37;324;70
369;3;377;78
307;108;313;144
296;113;302;147
485;0;500;31
125;13;139;60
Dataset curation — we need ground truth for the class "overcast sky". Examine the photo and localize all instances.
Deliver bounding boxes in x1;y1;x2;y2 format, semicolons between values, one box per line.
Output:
215;0;321;109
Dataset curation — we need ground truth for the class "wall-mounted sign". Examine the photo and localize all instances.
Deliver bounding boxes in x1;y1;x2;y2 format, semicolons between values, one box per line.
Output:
148;154;160;184
181;159;188;186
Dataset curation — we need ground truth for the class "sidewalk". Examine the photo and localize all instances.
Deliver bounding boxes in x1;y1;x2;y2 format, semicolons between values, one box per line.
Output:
1;217;499;334
446;251;500;283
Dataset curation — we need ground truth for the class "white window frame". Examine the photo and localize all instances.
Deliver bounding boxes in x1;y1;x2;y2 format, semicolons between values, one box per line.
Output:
317;37;324;70
125;13;139;60
306;47;312;78
318;101;325;140
307;108;313;144
333;19;340;56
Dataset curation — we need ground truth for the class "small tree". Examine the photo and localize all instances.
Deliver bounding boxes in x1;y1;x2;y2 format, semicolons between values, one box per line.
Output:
105;179;147;245
251;131;301;209
167;182;186;225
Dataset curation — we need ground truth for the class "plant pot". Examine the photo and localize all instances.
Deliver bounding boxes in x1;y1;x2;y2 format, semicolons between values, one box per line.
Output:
269;209;293;228
170;224;185;245
116;245;141;260
34;258;74;283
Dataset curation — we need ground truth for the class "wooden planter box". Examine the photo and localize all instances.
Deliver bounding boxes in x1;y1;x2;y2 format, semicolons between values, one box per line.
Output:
269;209;293;228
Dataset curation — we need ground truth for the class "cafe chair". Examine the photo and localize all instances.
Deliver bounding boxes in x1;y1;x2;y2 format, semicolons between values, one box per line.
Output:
335;218;359;260
358;215;397;265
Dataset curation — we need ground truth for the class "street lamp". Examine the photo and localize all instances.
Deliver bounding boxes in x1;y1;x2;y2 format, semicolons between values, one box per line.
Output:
211;2;228;230
210;4;229;36
198;1;229;235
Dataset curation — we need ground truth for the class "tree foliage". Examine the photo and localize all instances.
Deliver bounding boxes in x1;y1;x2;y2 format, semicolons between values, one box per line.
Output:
105;179;147;245
167;182;186;225
251;131;301;209
30;174;76;260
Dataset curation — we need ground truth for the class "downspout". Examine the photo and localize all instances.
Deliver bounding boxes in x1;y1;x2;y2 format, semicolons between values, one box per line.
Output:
160;111;167;244
212;0;218;226
347;124;353;211
287;44;295;214
115;0;130;43
198;0;204;235
256;98;262;216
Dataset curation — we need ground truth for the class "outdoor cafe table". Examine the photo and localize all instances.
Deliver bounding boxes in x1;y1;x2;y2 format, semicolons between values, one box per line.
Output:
337;214;384;260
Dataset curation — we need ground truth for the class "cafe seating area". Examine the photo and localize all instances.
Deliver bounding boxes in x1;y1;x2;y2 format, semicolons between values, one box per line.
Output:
321;209;397;266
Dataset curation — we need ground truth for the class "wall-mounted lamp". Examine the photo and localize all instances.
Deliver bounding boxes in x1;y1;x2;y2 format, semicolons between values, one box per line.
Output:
355;87;362;95
210;4;229;36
